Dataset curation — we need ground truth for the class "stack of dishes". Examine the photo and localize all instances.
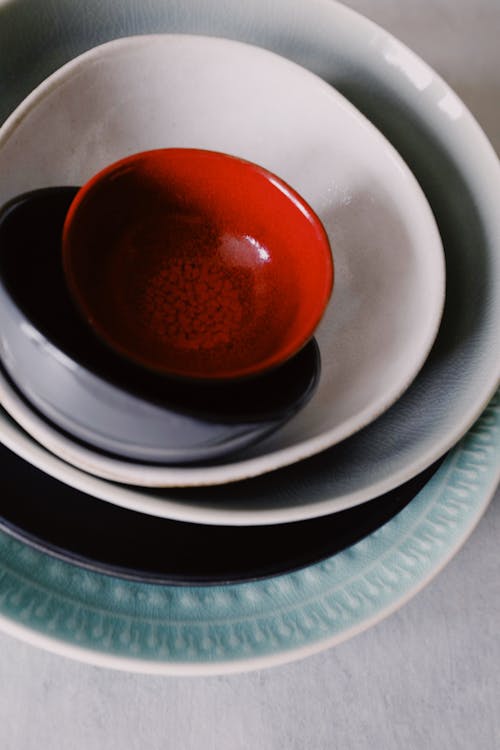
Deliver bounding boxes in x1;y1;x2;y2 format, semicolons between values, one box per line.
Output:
0;0;498;675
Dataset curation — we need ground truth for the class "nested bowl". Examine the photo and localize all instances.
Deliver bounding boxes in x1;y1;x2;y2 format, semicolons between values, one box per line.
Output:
0;3;497;524
0;32;445;489
62;147;333;381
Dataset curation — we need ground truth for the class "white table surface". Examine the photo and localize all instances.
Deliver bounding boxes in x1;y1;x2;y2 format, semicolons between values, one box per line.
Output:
1;1;499;748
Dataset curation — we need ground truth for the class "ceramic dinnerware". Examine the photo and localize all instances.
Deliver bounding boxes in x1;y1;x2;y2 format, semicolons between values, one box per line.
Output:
0;33;446;492
62;148;333;380
0;187;320;464
0;393;496;673
0;442;441;585
0;0;498;672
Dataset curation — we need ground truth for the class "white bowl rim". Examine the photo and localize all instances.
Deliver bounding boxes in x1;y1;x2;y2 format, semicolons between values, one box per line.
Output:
0;2;497;525
0;31;446;491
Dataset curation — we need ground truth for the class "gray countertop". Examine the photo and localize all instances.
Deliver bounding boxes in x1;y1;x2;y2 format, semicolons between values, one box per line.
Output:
1;2;499;748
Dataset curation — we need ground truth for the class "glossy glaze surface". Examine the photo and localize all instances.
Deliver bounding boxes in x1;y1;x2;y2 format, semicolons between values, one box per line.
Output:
0;188;320;463
0;32;447;496
0;0;498;687
63;149;333;380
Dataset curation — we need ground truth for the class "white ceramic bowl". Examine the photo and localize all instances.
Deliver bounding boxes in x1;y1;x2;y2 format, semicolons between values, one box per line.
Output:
0;0;498;524
0;34;444;479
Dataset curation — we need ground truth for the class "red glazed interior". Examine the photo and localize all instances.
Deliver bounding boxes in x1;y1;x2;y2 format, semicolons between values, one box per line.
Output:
62;149;333;380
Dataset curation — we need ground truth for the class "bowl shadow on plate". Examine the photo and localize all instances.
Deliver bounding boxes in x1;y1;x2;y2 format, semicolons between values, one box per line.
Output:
0;441;443;585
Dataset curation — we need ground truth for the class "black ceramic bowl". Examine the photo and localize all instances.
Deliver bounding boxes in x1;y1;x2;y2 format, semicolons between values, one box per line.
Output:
0;188;320;465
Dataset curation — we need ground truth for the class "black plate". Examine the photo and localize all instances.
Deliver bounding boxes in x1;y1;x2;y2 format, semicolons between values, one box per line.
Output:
0;442;442;585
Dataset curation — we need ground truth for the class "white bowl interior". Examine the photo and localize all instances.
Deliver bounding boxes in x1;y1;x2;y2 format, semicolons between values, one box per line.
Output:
0;34;444;484
0;0;497;523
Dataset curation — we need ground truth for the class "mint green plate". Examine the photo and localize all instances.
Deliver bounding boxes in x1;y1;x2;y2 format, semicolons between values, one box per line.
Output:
0;393;498;674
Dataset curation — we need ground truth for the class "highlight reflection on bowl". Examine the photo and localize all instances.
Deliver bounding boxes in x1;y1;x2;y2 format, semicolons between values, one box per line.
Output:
62;148;334;381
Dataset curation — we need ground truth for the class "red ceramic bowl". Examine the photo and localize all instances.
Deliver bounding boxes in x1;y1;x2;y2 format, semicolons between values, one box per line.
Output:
62;148;333;380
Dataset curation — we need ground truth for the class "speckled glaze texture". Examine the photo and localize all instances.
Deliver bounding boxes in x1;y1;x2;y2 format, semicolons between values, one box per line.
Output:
0;391;498;673
0;0;498;669
0;188;321;464
0;30;445;492
62;148;333;380
0;0;497;522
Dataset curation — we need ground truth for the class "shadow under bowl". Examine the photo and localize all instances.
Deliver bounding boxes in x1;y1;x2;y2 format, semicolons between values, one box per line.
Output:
0;187;321;464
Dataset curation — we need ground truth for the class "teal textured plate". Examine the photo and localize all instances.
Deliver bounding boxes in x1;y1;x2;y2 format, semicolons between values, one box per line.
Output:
0;0;499;672
0;392;498;674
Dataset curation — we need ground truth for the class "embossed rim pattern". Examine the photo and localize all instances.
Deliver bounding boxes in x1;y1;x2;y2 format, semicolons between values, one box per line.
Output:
0;391;498;674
